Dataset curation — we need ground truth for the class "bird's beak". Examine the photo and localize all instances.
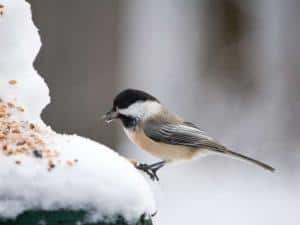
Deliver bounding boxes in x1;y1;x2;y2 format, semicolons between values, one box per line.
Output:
102;109;118;123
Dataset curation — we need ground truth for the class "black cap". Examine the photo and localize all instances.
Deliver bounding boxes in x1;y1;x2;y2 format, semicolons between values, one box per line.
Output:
113;89;158;109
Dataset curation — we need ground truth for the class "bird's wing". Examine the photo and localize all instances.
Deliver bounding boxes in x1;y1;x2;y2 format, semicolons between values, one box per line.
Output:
143;118;275;172
143;119;225;151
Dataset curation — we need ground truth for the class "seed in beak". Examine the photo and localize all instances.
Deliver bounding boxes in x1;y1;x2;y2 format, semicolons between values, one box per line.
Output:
102;110;118;123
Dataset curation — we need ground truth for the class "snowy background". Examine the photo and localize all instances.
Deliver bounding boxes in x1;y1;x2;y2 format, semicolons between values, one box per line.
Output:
26;0;300;225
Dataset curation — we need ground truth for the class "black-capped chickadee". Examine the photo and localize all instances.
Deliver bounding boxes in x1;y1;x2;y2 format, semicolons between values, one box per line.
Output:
104;89;275;181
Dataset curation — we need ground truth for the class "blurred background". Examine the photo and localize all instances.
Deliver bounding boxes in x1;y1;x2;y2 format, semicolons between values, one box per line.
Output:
27;0;300;224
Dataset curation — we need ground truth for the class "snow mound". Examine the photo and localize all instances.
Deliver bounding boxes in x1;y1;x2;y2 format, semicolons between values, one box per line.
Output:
0;0;155;222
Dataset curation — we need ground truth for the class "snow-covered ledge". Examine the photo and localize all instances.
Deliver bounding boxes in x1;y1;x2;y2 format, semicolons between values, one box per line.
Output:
0;0;155;224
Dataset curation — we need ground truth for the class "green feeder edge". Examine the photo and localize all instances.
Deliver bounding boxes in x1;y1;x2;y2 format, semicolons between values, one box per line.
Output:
0;210;153;225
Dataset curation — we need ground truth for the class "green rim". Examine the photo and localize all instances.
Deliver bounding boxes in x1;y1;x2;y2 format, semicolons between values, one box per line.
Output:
0;210;153;225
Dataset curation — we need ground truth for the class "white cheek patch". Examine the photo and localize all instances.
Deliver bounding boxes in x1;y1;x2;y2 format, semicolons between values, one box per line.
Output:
118;101;162;119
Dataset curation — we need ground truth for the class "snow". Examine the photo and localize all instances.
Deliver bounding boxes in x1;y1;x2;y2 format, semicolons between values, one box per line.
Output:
0;0;155;222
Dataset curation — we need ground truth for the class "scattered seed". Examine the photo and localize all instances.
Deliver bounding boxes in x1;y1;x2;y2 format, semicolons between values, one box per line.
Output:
0;112;6;118
8;80;17;85
12;129;20;134
48;160;56;171
0;4;3;16
66;160;73;166
15;160;21;165
16;141;26;146
2;144;7;151
17;106;25;112
7;102;15;108
6;150;13;156
33;150;43;158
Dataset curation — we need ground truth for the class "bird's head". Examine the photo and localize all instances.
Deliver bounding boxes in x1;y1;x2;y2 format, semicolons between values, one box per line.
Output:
103;89;162;128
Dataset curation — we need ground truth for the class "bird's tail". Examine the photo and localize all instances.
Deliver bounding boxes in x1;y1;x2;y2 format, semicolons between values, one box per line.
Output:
224;149;275;172
208;143;275;172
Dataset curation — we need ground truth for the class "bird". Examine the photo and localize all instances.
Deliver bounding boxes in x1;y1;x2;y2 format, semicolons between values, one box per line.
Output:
103;89;275;181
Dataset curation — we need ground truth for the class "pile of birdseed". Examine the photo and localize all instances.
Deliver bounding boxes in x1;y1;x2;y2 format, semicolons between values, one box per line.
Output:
0;82;78;171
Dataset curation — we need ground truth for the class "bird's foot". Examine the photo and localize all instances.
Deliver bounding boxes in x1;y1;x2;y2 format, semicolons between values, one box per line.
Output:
135;161;166;181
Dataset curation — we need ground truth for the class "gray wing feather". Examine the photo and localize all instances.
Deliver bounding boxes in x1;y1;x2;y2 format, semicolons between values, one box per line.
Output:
143;120;226;152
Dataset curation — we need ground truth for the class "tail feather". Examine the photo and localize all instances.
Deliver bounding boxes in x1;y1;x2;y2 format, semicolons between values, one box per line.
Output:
225;149;275;172
207;143;275;172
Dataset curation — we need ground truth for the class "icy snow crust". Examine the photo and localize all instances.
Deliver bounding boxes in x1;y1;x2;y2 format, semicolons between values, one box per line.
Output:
0;0;155;222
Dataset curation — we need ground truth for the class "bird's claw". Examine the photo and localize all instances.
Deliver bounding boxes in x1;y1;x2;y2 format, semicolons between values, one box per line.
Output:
135;161;165;181
136;164;159;181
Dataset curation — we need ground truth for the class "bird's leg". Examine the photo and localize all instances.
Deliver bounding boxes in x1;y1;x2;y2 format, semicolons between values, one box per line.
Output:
128;159;156;180
135;161;166;181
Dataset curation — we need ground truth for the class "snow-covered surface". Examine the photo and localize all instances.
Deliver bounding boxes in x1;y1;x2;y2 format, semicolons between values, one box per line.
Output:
0;0;155;222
